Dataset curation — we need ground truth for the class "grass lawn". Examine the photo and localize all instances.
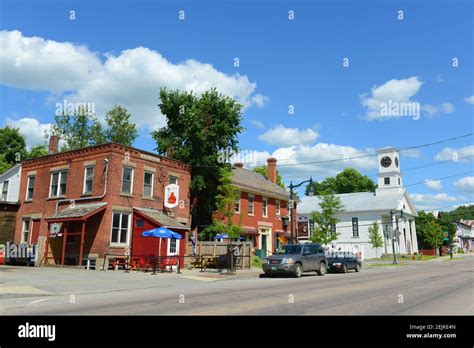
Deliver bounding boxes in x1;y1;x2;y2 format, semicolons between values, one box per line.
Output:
368;255;438;261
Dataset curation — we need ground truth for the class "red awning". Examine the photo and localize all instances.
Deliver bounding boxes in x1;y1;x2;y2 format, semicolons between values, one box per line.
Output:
243;228;258;236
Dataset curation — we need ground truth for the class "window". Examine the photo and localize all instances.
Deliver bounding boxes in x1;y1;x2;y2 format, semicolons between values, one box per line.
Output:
110;212;130;246
384;177;390;185
21;219;30;243
352;217;359;237
304;244;317;254
1;181;8;201
262;197;268;217
234;192;240;213
398;178;401;185
121;167;134;194
83;166;94;194
50;171;68;198
143;171;154;197
169;175;178;185
248;194;254;215
26;176;35;200
275;200;281;218
169;239;177;254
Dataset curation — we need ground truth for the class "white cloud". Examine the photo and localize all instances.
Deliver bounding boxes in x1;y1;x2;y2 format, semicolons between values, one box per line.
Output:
401;148;421;158
411;193;459;203
0;30;267;130
250;120;265;129
258;125;319;146
421;102;455;117
454;176;474;192
5;117;51;148
424;179;442;191
465;96;474;104
360;76;422;120
435;145;474;162
241;143;377;182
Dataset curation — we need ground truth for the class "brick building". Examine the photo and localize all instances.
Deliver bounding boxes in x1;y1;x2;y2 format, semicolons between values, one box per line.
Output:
218;158;295;257
14;137;191;267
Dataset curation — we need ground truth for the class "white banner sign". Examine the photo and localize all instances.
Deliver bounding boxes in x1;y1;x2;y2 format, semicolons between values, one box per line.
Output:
164;184;179;208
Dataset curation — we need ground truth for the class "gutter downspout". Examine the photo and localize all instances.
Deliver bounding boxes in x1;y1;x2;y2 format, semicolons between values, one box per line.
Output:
55;158;109;215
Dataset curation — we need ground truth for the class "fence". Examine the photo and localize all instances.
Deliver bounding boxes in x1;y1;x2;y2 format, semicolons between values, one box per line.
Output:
186;241;252;269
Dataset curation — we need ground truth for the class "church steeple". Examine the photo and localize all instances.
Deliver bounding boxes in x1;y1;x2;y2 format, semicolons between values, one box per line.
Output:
375;147;403;195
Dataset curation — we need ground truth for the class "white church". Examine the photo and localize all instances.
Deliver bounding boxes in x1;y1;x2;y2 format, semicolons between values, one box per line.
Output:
297;147;419;260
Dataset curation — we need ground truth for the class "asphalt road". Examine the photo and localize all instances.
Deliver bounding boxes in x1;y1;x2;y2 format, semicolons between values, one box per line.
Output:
1;256;473;315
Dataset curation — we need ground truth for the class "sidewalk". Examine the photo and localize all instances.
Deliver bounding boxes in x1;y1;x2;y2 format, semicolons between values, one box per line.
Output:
179;266;262;281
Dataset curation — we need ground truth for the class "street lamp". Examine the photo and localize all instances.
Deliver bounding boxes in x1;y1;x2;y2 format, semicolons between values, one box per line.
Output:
289;177;313;244
389;209;405;264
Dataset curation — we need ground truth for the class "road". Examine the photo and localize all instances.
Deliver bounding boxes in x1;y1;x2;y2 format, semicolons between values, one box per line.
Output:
1;256;473;315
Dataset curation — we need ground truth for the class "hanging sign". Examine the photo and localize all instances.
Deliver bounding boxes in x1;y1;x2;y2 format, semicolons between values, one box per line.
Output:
164;184;179;208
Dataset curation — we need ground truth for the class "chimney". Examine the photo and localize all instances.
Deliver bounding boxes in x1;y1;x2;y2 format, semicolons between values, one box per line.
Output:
234;163;244;168
267;157;277;184
48;135;59;154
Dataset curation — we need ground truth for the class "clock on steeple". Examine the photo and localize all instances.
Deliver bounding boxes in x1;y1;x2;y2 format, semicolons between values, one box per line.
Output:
376;147;403;195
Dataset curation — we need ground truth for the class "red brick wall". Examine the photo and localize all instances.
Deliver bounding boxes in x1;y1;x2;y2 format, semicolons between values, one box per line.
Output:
15;143;191;260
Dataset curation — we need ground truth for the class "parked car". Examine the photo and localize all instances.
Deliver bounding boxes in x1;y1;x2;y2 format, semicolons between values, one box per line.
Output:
261;243;328;278
327;251;362;273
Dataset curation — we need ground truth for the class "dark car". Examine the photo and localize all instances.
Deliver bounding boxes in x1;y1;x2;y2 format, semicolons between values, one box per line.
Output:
327;251;362;273
261;243;328;278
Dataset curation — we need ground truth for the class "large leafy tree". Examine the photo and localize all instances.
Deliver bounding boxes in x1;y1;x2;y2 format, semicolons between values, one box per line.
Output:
305;168;376;195
368;221;384;258
104;105;138;146
0;126;48;173
416;211;444;250
252;165;285;188
201;166;243;240
441;205;474;221
151;88;244;229
50;105;138;151
309;194;345;245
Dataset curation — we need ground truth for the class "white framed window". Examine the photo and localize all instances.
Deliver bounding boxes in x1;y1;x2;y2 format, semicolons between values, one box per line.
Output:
26;176;35;201
169;175;178;185
275;200;281;218
83;166;94;194
21;218;31;243
384;177;390;185
143;171;154;197
121;167;134;194
167;238;180;255
1;181;8;201
110;212;131;246
352;217;359;237
234;192;240;213
262;197;268;217
49;171;68;198
248;194;254;215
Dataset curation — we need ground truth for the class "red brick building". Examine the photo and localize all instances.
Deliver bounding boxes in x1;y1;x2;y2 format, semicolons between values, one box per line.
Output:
218;158;295;257
14;137;191;267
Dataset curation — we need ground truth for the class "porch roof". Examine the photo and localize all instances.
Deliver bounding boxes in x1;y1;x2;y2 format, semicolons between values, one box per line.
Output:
134;207;190;230
46;202;107;222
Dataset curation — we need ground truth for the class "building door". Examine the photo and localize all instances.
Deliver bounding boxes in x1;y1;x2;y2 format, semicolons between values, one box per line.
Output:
259;228;272;257
30;220;41;244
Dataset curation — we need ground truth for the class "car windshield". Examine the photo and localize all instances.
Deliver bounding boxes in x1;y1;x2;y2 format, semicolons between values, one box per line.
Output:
276;245;302;254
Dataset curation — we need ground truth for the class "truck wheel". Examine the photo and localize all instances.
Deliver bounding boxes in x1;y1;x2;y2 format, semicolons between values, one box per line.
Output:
317;262;327;276
294;264;302;278
342;264;347;273
355;263;361;272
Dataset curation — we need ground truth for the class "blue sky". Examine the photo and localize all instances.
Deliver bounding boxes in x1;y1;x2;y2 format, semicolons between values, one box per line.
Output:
0;0;473;211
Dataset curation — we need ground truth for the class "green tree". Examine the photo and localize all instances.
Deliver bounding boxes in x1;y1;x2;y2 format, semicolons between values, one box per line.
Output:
26;144;48;159
416;211;445;251
104;105;138;146
151;88;244;229
201;166;243;240
441;205;474;221
309;194;345;245
368;221;383;258
0;126;27;166
49;105;138;151
305;168;376;195
252;165;285;188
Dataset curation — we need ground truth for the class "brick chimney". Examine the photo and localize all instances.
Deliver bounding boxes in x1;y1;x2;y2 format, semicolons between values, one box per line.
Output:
48;135;59;154
234;163;244;168
267;157;277;184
